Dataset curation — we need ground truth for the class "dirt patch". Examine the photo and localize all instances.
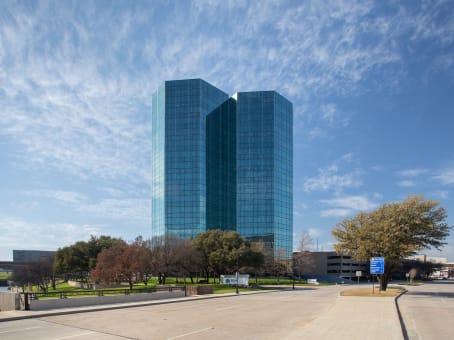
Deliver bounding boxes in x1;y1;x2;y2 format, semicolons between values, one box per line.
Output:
341;286;405;297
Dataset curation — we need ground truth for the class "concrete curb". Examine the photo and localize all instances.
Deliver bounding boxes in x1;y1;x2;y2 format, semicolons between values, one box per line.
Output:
0;289;279;322
394;289;409;340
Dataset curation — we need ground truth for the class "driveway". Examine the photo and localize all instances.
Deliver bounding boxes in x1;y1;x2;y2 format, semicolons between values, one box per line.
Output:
398;281;454;339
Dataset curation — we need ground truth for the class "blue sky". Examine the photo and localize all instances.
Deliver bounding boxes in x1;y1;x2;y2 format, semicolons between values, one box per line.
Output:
1;0;453;261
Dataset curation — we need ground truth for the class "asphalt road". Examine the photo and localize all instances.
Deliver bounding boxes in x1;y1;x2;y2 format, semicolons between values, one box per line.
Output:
398;281;454;340
0;286;343;340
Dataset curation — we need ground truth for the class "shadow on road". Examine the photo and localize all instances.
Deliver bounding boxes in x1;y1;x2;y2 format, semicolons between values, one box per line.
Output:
406;291;454;298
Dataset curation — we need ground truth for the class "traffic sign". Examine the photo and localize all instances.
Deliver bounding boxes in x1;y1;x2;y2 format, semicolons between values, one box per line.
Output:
370;257;385;274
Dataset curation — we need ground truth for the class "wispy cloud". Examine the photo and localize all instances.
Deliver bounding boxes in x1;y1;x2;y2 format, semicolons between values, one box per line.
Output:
304;154;362;192
397;168;428;177
27;190;87;204
434;167;454;185
397;180;416;188
395;168;428;188
78;198;151;224
432;190;449;200
1;1;451;187
320;194;379;218
0;217;101;259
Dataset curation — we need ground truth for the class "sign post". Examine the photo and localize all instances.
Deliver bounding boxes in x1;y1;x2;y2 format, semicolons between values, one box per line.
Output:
356;270;362;285
370;257;385;294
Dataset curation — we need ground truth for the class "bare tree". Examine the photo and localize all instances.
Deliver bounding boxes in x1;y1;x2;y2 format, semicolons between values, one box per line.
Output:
12;256;55;292
298;230;313;251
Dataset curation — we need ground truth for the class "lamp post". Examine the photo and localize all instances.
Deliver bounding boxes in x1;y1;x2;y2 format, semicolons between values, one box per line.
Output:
236;251;242;295
292;257;295;290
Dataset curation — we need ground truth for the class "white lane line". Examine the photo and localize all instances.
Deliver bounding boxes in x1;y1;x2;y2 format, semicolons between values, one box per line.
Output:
215;306;236;311
166;327;213;339
52;331;96;340
0;326;42;334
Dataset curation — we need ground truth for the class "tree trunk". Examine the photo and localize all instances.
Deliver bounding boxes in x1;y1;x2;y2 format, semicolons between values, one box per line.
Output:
379;273;390;291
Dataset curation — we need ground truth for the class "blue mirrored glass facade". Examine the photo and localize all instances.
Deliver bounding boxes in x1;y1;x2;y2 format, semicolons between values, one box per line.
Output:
151;79;228;241
236;92;293;259
206;98;237;231
152;79;293;260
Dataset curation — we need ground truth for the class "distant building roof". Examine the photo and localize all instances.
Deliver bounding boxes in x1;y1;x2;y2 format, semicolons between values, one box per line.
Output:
13;249;56;262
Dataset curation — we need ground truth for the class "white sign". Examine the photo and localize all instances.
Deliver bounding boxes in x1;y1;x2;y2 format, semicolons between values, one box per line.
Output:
356;271;362;277
221;274;249;286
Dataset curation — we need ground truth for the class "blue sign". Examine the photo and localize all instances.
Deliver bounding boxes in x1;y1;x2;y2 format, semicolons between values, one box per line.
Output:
370;257;385;274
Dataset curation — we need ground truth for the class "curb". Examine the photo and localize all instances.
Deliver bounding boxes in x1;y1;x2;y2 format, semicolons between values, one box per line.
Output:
394;289;409;340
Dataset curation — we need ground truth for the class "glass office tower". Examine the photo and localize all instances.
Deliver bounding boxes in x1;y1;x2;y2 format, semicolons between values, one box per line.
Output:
151;79;293;260
151;79;228;241
206;98;237;231
236;91;293;259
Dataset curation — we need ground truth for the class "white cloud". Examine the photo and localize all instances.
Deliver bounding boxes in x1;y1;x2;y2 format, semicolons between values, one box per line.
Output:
1;1;450;189
304;154;362;192
397;168;428;177
434;167;454;185
0;217;102;260
320;208;353;218
397;180;416;187
78;198;151;224
27;190;87;204
320;195;379;218
432;190;449;200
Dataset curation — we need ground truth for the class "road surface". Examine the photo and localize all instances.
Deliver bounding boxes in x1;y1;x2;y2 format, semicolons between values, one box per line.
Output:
0;286;342;339
398;281;454;340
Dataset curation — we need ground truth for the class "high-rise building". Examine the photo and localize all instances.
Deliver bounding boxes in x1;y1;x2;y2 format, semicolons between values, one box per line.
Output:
151;79;228;241
235;92;293;260
151;79;293;259
206;97;237;232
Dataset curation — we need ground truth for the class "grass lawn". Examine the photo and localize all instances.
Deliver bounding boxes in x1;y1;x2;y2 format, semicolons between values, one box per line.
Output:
341;286;405;297
212;284;275;294
0;272;12;279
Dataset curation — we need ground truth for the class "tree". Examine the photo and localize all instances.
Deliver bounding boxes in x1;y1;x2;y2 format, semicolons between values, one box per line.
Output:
332;195;452;291
12;256;55;292
173;239;203;284
293;231;316;278
131;243;154;285
298;230;313;252
54;235;124;281
91;243;125;287
239;242;265;284
91;242;151;289
193;230;245;282
150;235;183;284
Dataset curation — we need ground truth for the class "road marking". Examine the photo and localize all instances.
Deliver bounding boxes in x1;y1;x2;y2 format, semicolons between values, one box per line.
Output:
52;331;96;340
215;306;236;311
165;327;213;339
0;326;42;334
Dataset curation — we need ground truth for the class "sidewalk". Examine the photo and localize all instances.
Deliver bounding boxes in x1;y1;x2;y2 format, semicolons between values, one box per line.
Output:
286;294;404;340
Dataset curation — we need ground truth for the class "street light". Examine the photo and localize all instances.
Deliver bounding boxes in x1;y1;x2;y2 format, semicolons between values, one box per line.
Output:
236;251;242;295
292;257;296;290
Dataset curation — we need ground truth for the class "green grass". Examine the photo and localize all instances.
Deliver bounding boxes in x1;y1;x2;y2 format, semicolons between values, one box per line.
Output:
0;272;12;279
212;284;270;294
30;280;158;293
